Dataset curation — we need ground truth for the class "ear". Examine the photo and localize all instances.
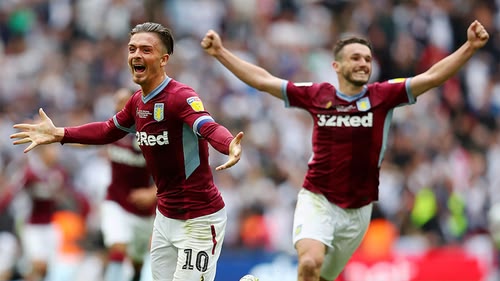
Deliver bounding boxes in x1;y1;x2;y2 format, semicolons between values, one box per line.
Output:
160;54;170;67
332;60;340;72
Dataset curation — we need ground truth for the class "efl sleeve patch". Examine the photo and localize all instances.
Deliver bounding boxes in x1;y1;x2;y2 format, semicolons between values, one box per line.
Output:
388;78;406;84
186;96;205;111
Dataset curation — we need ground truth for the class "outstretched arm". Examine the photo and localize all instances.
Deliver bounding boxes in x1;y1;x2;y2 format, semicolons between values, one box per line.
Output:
410;20;489;98
10;108;65;153
11;108;128;153
201;30;284;99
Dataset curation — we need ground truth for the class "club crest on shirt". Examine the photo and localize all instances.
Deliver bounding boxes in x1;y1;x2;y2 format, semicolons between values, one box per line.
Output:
187;96;205;112
154;103;164;121
356;97;371;111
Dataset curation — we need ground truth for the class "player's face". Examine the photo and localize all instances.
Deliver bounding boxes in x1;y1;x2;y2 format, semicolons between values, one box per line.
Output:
128;32;168;88
337;43;372;87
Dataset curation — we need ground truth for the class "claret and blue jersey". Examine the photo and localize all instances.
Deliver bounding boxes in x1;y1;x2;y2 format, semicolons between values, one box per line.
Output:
282;78;416;208
112;77;225;220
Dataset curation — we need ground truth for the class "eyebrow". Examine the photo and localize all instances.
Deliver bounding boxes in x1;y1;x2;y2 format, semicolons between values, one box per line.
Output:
128;43;153;47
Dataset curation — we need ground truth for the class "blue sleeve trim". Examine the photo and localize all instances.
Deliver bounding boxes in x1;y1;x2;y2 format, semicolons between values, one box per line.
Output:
282;80;290;107
193;116;215;136
405;78;416;104
113;115;136;133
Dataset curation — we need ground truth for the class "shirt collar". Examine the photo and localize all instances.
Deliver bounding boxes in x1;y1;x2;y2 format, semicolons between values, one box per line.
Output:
336;85;368;102
142;76;172;103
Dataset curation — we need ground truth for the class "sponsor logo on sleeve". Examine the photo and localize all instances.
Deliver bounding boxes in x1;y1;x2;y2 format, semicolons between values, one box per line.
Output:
187;97;205;111
388;78;406;84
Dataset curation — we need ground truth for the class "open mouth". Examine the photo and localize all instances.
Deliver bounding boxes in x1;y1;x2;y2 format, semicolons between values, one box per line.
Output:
353;70;368;78
133;65;146;73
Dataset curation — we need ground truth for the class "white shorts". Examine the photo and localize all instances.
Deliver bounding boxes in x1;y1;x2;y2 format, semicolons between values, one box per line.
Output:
292;188;372;280
21;223;59;262
150;208;227;281
0;232;19;272
101;200;155;262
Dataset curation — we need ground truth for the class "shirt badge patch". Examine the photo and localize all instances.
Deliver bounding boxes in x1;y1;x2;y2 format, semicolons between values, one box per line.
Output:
356;97;371;111
388;78;405;84
187;97;205;111
154;103;164;121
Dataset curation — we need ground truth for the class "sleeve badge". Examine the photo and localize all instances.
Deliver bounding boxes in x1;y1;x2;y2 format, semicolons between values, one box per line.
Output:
187;97;205;112
388;78;406;84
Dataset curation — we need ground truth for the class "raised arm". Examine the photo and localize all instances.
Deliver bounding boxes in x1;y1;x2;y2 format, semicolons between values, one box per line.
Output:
201;30;284;99
410;20;489;98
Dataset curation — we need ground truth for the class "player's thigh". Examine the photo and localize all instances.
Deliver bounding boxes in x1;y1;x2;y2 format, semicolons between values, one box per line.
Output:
292;188;335;248
129;215;154;262
101;200;132;247
320;203;373;280
173;208;227;281
150;223;176;281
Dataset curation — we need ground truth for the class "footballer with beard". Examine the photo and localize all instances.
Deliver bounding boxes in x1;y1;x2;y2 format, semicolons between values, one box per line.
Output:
201;20;489;281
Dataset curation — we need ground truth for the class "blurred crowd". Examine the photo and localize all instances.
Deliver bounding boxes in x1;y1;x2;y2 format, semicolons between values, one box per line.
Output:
2;0;500;280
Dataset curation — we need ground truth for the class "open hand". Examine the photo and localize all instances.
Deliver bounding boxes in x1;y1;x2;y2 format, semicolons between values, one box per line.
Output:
216;131;244;171
10;108;63;153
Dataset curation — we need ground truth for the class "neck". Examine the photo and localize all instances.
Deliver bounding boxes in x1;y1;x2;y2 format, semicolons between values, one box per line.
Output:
338;80;365;96
141;73;167;97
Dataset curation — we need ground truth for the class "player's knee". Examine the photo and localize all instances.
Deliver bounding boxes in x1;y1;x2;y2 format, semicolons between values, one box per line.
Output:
298;256;323;281
31;260;48;275
298;254;323;274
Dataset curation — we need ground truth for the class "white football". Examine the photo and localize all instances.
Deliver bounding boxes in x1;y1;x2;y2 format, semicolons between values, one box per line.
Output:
239;275;259;281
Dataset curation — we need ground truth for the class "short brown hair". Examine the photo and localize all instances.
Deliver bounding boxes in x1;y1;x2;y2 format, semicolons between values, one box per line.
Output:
333;36;372;60
130;22;174;55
